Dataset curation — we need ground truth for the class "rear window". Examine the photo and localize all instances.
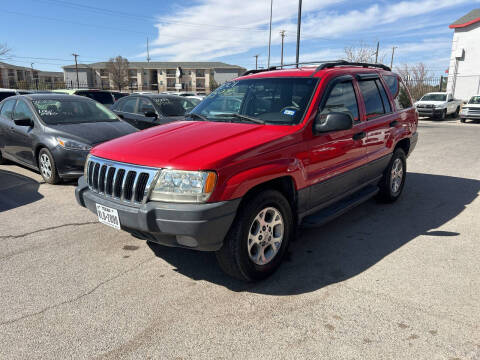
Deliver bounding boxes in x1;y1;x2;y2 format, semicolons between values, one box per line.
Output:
383;75;413;110
75;91;114;105
152;97;193;116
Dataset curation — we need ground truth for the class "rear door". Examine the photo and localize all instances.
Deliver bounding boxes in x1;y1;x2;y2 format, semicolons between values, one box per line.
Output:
0;99;17;158
304;75;369;210
357;74;397;178
10;99;36;165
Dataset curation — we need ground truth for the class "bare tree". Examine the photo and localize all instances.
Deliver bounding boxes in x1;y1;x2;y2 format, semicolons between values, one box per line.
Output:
106;56;129;91
0;42;11;59
395;63;436;100
344;42;385;63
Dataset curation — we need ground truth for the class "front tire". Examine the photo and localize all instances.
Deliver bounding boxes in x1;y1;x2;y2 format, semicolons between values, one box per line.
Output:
438;109;447;121
377;148;406;203
454;107;460;118
0;150;7;165
460;118;466;123
216;190;293;282
38;148;61;184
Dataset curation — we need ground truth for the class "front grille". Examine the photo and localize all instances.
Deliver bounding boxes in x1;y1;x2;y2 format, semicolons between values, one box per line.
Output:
86;156;159;204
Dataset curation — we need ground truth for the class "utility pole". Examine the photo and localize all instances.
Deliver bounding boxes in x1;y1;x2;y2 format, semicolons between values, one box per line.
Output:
267;0;273;68
295;0;302;67
72;53;80;88
31;63;38;90
254;54;259;70
390;46;397;69
147;37;151;63
374;41;379;63
280;30;286;66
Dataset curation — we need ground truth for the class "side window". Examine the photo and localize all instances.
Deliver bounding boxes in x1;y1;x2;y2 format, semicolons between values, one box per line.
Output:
13;100;35;120
376;79;392;113
0;99;16;120
137;98;155;114
383;75;412;110
319;81;359;122
358;80;385;119
121;97;137;113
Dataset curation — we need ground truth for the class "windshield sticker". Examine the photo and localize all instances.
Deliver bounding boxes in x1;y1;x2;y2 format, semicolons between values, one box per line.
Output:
283;109;296;116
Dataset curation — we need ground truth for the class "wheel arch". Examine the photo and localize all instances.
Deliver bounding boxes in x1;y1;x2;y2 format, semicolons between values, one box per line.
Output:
395;137;410;156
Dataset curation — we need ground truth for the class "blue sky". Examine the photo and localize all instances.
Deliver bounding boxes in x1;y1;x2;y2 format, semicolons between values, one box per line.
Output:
1;0;479;75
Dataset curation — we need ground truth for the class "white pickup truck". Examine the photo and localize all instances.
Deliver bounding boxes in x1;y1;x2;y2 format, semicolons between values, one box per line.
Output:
460;95;480;123
414;92;463;120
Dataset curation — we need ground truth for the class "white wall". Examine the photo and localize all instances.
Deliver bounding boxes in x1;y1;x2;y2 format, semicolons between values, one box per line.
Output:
447;22;480;100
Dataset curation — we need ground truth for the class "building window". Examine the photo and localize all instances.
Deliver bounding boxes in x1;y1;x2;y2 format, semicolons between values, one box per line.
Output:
8;69;15;77
129;70;136;77
166;69;176;77
159;81;163;85
195;70;205;77
100;69;108;76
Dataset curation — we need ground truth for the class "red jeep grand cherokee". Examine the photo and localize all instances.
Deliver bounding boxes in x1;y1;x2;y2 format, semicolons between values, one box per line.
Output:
76;60;418;281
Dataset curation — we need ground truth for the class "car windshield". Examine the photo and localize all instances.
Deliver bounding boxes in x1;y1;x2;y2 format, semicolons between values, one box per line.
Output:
76;91;114;105
152;97;196;116
421;94;446;101
32;99;118;125
190;77;318;125
468;96;480;104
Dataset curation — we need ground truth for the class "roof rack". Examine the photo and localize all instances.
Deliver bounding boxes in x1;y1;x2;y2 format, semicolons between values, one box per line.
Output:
241;60;391;77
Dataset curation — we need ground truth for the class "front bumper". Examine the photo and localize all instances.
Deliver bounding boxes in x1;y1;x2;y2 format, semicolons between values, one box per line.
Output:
75;176;241;251
51;146;89;179
460;113;480;120
416;108;444;117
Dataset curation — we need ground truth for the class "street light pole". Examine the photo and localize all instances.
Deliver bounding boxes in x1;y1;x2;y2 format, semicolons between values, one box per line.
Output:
72;53;80;88
390;46;397;69
267;0;273;68
280;30;286;66
295;0;302;67
254;54;259;70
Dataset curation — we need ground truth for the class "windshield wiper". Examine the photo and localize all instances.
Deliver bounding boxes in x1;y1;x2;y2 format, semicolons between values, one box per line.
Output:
185;113;209;122
213;113;265;124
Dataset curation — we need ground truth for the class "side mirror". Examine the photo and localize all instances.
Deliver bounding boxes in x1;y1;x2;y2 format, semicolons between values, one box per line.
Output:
144;110;157;118
14;118;34;127
314;112;353;133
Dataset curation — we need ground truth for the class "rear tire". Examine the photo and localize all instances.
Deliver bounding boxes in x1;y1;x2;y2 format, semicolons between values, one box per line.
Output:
0;150;7;165
377;148;406;203
215;190;293;282
38;148;61;184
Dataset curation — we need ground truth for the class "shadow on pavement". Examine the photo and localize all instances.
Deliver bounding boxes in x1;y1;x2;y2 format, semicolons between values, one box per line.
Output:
147;172;480;295
0;170;44;212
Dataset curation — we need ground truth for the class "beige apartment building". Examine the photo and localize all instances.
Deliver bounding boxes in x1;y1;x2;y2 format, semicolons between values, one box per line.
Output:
63;61;245;93
0;61;64;88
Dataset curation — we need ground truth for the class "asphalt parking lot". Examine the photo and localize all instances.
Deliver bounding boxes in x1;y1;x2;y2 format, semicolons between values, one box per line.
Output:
1;119;479;359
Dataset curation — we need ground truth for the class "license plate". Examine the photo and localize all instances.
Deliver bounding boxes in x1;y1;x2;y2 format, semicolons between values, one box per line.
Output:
96;204;121;230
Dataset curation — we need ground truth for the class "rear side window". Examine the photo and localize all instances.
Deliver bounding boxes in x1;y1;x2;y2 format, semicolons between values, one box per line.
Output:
358;80;385;119
121;97;137;113
383;75;413;110
0;92;16;102
376;79;392;113
13;100;35;120
0;99;16;119
137;98;156;114
319;81;359;122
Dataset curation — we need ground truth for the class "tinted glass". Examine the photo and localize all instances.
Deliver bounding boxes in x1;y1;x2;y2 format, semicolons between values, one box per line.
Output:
111;92;127;101
468;96;480;104
152;97;191;116
359;80;385;119
75;91;114;105
137;98;156;114
0;92;16;102
192;78;318;125
32;99;118;124
121;97;137;113
376;79;391;113
13;100;34;120
420;93;446;101
320;81;359;122
0;99;16;119
384;75;413;110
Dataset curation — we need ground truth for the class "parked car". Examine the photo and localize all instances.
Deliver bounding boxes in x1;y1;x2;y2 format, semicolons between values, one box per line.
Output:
414;92;462;120
0;89;31;101
110;91;129;102
53;89;115;107
75;61;418;281
111;94;197;130
459;94;480;123
0;94;137;184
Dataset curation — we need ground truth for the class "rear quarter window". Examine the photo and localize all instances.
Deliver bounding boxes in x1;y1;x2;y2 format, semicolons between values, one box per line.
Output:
383;75;413;110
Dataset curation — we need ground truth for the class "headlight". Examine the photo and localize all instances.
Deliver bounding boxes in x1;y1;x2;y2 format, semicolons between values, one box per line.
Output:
149;169;217;203
57;137;92;151
460;108;468;114
435;105;446;109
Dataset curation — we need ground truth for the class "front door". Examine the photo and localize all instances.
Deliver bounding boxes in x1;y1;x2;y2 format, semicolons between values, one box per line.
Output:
303;76;369;210
10;99;35;165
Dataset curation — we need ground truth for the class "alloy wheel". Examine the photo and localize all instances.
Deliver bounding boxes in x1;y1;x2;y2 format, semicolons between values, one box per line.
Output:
40;154;52;179
390;158;404;194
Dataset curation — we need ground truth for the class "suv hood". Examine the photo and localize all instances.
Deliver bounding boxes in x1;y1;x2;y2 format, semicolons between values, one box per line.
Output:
464;104;480;109
90;121;297;169
415;100;445;106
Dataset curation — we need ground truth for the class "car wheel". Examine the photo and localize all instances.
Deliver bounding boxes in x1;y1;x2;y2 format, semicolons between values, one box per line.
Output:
454;107;460;118
38;148;61;184
377;148;407;203
460;118;466;123
439;109;447;120
215;189;293;282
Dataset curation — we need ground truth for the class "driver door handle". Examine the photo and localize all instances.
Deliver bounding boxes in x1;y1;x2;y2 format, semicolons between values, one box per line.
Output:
389;120;399;127
353;132;366;140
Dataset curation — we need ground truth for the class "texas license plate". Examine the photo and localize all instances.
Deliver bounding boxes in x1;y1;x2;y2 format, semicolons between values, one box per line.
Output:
96;204;121;230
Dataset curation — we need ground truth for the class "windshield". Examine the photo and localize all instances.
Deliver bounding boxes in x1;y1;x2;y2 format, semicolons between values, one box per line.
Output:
421;94;446;101
76;91;114;105
152;97;196;116
468;96;480;104
190;77;317;125
32;99;118;125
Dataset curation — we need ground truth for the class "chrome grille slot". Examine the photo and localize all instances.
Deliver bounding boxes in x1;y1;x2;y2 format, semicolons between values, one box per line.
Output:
85;156;159;204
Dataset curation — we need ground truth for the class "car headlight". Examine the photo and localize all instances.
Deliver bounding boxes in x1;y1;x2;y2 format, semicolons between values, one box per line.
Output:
435;105;446;109
460;108;468;114
57;137;92;151
149;169;217;203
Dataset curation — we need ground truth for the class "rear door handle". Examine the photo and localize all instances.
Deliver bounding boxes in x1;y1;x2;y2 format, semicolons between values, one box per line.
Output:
353;132;366;140
389;120;399;127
